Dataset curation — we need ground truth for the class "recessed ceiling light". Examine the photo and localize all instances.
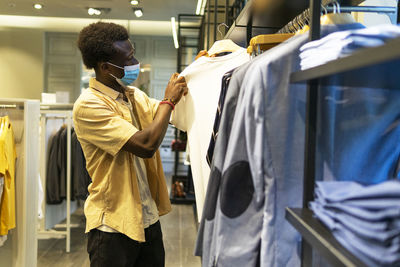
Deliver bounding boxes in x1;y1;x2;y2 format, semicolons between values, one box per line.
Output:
88;8;101;16
33;3;43;9
133;8;143;18
130;0;139;5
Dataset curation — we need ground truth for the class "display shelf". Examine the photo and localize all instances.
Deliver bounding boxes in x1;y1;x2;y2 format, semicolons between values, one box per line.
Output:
286;208;368;267
231;0;253;27
224;0;365;45
169;173;196;205
291;37;400;84
170;191;196;204
224;0;309;46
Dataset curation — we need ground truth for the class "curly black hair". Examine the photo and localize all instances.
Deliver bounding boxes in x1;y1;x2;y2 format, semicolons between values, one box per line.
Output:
77;22;129;69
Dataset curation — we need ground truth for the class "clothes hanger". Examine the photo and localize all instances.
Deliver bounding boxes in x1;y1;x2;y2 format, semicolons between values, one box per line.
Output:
208;23;242;57
295;15;305;35
208;39;242;56
321;1;356;25
217;23;229;39
247;32;294;55
297;10;310;35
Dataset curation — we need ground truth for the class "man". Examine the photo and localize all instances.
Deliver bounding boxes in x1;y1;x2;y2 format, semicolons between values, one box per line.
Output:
73;22;188;267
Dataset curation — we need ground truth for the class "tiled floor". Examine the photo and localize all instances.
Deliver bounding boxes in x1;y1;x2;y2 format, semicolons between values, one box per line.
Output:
162;204;201;267
37;204;201;267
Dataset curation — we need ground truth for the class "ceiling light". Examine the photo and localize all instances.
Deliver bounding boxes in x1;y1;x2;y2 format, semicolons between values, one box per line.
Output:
195;0;202;15
88;8;101;16
33;3;43;10
133;8;143;18
200;0;207;15
171;17;179;49
130;0;139;5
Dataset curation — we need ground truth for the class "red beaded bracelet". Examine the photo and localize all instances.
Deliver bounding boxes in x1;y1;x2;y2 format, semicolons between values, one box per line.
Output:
160;100;175;110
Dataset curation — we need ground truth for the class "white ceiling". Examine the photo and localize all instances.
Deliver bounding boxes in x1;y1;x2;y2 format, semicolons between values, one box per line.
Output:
1;0;198;21
0;15;177;35
0;0;198;35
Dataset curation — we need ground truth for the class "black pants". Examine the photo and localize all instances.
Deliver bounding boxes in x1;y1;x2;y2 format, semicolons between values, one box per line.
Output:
87;221;165;267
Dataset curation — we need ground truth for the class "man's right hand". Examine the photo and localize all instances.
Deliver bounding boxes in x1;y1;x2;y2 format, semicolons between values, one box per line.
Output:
164;73;188;105
123;73;187;158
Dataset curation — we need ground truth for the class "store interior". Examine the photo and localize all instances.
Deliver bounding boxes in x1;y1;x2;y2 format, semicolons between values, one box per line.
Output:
1;0;400;267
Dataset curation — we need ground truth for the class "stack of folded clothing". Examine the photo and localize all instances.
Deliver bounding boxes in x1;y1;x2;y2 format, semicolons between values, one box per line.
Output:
299;24;400;70
310;180;400;267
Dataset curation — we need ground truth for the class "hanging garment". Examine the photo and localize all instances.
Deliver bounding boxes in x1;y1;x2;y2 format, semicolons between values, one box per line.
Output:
310;181;400;267
171;48;250;221
47;126;90;203
58;126;70;200
195;61;254;264
206;68;236;166
0;116;17;235
46;128;63;204
71;129;91;200
197;22;365;267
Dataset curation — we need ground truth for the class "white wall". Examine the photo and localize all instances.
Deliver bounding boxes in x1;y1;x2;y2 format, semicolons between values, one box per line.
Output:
0;27;44;100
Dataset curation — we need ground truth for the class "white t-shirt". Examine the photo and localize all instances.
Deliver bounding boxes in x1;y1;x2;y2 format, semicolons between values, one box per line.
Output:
171;48;250;221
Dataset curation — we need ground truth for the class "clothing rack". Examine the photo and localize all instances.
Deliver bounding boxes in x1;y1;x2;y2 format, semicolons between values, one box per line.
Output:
37;104;73;253
284;0;400;266
0;104;19;109
0;98;40;267
278;1;397;34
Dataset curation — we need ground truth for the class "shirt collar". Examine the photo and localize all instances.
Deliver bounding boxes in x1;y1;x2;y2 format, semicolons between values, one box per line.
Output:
89;77;123;100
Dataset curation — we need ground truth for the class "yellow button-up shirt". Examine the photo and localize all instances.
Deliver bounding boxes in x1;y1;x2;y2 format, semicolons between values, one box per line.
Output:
73;78;171;242
0;116;17;235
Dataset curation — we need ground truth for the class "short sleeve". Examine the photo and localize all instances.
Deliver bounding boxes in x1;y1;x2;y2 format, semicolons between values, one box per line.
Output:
148;97;160;118
73;99;138;156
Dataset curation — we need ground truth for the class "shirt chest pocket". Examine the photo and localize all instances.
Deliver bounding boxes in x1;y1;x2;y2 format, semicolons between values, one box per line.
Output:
116;107;133;125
